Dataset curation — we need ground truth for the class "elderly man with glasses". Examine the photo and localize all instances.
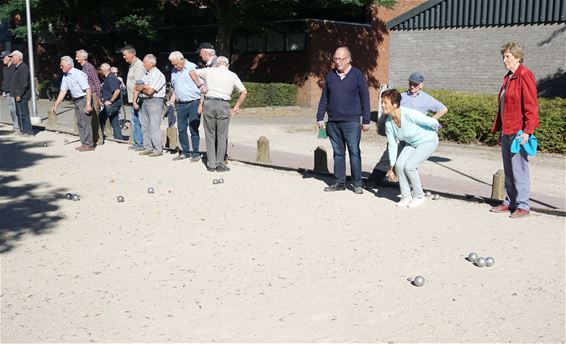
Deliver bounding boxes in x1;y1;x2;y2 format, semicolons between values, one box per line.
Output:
51;56;94;151
316;46;371;195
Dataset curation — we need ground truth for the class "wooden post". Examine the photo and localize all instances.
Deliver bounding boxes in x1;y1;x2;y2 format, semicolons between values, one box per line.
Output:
104;118;113;138
491;169;505;200
166;127;178;151
90;97;103;145
256;136;271;163
314;146;330;173
47;110;58;129
128;120;133;144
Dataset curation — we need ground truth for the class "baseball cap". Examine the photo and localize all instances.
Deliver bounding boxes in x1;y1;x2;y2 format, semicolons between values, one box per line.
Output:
0;50;10;58
196;42;214;53
8;50;22;58
408;72;424;84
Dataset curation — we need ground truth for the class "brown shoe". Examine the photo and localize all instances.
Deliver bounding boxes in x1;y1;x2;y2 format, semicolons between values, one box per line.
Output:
138;150;152;156
78;145;95;152
75;145;85;151
509;209;530;219
148;152;163;157
490;204;512;213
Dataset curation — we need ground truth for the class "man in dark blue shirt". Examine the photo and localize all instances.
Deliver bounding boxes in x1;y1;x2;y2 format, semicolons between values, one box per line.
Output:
316;47;371;194
99;63;124;140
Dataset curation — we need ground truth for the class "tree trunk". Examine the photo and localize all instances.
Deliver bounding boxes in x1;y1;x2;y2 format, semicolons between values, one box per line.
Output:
209;0;233;57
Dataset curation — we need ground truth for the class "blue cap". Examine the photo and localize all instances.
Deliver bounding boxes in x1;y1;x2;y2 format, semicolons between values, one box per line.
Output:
408;72;424;84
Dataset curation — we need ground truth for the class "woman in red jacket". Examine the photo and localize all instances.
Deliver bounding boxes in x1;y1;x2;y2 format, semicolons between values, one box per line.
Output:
490;42;539;219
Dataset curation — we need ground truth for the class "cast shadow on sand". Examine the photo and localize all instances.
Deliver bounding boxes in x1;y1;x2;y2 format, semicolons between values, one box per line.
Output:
298;168;400;203
0;127;65;253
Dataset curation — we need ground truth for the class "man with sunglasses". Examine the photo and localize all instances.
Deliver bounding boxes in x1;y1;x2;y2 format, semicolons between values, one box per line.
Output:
363;72;447;190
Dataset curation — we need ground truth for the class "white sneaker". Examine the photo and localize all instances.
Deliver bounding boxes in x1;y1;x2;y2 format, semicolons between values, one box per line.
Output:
408;197;426;208
396;197;413;208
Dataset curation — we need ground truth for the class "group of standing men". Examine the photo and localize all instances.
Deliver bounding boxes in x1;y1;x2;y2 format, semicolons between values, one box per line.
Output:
1;49;34;136
49;43;247;172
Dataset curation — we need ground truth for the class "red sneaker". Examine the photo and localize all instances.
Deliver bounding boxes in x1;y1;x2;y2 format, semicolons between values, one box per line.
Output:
509;209;530;219
490;204;511;213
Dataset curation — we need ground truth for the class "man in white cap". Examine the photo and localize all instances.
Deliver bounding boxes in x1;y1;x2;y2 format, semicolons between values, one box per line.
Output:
1;50;19;133
9;50;34;136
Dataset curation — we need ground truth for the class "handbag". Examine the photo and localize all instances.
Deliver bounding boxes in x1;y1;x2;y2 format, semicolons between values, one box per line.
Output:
510;130;537;156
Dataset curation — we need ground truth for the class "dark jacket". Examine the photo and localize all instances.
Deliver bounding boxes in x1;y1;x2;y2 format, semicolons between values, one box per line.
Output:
491;63;539;135
316;66;371;124
10;61;31;100
1;64;15;93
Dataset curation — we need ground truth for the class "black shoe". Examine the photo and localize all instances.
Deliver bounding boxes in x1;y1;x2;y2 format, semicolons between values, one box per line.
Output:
206;167;216;172
362;181;376;190
216;165;231;172
324;183;346;192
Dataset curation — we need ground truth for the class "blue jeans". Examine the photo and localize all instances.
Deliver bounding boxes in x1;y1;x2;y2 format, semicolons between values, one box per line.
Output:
501;134;530;210
15;99;33;135
131;107;143;147
176;101;200;157
326;121;362;186
100;103;124;140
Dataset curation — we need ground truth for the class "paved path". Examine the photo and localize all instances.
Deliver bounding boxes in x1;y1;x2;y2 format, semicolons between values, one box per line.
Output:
2;99;564;214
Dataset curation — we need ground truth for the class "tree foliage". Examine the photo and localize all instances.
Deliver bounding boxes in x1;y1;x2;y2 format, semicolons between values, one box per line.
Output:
164;0;397;55
1;0;396;55
0;0;164;43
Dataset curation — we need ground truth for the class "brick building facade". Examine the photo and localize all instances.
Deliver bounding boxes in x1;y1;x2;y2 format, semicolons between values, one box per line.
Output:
387;0;566;97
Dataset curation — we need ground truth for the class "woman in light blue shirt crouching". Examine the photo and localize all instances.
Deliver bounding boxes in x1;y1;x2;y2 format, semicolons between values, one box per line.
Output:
381;89;440;208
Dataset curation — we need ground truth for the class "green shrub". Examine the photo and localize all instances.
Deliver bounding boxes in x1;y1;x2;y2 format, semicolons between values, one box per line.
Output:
230;82;297;108
425;90;566;154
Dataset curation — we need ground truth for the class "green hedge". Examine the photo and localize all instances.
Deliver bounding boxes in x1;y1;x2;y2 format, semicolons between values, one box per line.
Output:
426;90;566;154
230;82;297;108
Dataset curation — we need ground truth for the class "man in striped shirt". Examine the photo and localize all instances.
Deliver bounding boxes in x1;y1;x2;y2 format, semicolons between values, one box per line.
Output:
135;54;166;157
76;49;103;144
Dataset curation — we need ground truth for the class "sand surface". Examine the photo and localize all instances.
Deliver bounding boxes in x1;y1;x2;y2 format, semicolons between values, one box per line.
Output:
1;126;565;343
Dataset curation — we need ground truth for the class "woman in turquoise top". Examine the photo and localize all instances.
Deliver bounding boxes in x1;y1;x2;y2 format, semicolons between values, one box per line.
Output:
381;89;440;208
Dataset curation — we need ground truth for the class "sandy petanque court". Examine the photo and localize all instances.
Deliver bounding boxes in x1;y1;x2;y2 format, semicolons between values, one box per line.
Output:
0;124;565;342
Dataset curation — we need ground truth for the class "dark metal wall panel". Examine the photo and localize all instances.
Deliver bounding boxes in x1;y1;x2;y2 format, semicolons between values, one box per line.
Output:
388;0;566;30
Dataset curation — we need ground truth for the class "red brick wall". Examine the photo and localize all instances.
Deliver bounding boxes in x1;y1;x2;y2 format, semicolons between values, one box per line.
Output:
231;1;427;108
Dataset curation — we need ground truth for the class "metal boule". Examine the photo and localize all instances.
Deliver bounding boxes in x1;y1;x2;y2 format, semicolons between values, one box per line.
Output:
65;192;73;200
485;257;495;267
42;143;48;147
117;196;125;203
475;257;486;267
467;252;478;262
64;139;69;145
432;194;440;200
425;191;432;197
412;275;425;287
212;179;219;184
72;194;80;201
218;178;224;184
147;187;155;194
